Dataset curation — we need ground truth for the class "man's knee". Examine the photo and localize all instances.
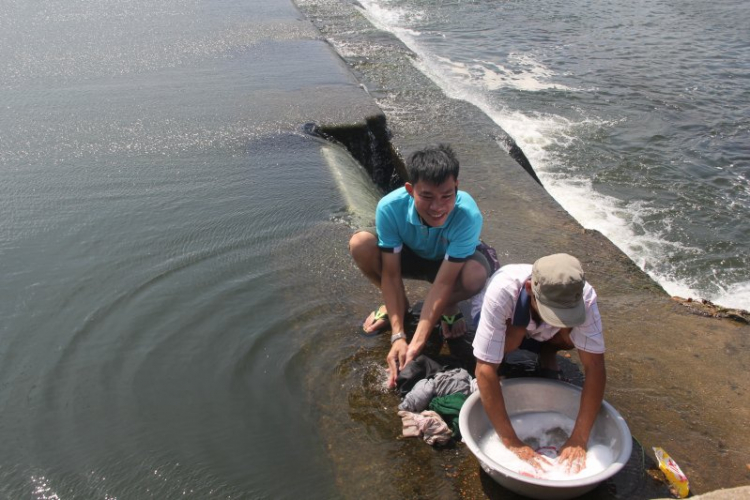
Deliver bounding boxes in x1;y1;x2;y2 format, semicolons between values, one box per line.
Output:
349;231;382;277
460;259;489;295
349;231;377;258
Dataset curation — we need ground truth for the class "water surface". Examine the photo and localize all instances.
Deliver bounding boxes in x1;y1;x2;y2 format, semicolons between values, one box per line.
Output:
0;0;357;496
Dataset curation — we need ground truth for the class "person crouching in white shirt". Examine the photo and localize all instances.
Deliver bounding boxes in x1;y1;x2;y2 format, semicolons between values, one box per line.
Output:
471;253;606;474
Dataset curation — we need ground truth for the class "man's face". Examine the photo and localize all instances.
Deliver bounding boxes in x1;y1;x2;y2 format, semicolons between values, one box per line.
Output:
405;176;458;227
527;282;544;324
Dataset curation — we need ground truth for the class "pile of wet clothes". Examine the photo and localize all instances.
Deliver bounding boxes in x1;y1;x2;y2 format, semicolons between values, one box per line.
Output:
395;354;478;446
391;305;549;446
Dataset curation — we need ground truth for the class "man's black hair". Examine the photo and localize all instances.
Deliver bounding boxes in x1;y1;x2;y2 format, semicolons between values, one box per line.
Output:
406;144;459;185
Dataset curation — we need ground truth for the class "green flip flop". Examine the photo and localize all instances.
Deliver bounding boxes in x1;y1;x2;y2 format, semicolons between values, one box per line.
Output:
440;312;464;335
361;305;389;337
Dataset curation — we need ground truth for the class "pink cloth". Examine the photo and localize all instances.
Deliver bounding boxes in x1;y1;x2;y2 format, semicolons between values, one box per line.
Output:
398;410;453;445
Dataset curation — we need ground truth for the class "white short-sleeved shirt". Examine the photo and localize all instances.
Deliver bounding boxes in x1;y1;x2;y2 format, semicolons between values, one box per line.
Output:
472;264;605;364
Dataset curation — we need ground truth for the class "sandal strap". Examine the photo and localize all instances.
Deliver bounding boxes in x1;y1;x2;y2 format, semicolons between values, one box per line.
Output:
373;306;388;321
441;312;464;326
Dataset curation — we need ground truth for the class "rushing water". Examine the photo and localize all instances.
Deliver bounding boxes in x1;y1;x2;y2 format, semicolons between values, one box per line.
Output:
334;0;750;310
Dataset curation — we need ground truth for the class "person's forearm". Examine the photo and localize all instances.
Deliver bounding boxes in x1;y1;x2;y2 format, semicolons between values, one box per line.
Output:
410;279;452;350
476;361;520;445
570;356;606;445
381;270;407;334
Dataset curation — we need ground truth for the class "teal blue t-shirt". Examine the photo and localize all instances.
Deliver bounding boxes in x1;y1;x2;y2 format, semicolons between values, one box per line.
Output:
375;187;483;261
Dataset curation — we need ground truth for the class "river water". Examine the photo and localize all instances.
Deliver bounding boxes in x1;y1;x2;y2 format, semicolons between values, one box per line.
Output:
0;0;358;497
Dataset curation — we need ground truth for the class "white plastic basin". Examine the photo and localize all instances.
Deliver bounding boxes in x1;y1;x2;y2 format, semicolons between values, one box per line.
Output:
459;378;632;499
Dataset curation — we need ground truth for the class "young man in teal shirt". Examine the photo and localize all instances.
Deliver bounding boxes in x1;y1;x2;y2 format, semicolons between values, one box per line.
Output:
349;144;490;388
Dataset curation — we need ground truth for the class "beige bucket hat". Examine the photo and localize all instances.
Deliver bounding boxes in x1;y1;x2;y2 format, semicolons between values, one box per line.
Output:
531;253;587;328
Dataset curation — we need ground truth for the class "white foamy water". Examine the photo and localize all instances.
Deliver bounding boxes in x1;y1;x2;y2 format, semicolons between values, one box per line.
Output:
497;116;750;310
356;0;567;94
706;280;750;312
477;412;614;481
494;114;708;299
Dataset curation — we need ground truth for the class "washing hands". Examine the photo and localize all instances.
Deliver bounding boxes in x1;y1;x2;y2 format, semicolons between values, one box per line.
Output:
508;437;587;476
558;438;588;475
506;439;552;472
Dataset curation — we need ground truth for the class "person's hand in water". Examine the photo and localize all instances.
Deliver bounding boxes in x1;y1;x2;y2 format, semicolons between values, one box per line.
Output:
559;437;587;474
506;438;552;472
386;339;407;388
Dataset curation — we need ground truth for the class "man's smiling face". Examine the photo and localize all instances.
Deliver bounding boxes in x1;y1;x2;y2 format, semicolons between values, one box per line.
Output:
405;176;458;227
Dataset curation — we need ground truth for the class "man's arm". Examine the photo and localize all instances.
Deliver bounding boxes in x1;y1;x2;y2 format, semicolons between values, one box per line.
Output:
381;251;411;387
476;360;551;471
404;259;464;365
558;350;606;473
380;251;407;337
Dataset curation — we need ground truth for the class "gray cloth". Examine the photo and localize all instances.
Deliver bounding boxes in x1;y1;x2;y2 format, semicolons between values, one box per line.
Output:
432;368;473;397
398;378;435;412
398;367;474;412
395;354;447;396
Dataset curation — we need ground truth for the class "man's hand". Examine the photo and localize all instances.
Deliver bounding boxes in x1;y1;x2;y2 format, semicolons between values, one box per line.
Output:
404;341;421;368
558;437;587;474
475;360;552;472
386;339;407;388
506;438;552;472
556;350;604;475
